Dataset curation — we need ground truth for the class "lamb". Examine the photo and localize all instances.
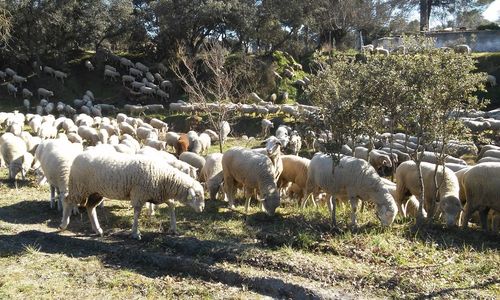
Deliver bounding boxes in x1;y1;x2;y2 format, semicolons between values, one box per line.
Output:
278;155;310;205
254;136;283;182
222;147;280;215
381;178;422;218
461;163;500;231
59;150;205;239
395;161;462;226
187;131;203;154
179;152;206;176
37;88;54;100
164;131;180;151
354;147;392;171
53;70;68;84
200;153;224;201
306;154;397;227
0;133;35;187
35;139;83;210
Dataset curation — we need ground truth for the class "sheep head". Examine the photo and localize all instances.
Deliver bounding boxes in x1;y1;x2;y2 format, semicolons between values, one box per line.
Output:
265;136;281;157
186;183;205;213
263;188;280;216
376;193;398;227
440;195;462;226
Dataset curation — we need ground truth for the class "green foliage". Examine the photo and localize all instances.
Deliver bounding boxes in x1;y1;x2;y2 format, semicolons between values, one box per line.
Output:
477;22;500;30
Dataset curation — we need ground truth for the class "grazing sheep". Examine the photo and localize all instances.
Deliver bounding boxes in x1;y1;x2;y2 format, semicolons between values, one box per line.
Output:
6;83;17;97
22;88;33;98
35;139;83;210
129;67;143;77
60;150;205;239
163;131;180;151
306;154;398;227
381;178;422;218
54;70;68;84
222;147;280;215
198;132;211;155
104;69;120;81
12;75;27;86
175;133;189;156
149;118;168;132
122;75;135;86
77;126;99;145
418;151;467;165
187;131;202;154
278;155;310;205
200;153;224;201
395;161;462;226
203;129;219;142
461;163;500;231
179;152;206;175
43;66;55;76
0;133;35;186
37;88;54;100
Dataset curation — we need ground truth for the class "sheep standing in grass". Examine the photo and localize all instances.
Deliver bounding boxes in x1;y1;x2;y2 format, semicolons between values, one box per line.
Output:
200;153;224;201
306;154;398;227
395;161;462;226
54;70;68;84
278;155;310;205
6;83;17;97
37;88;54;100
35;139;83;210
461;163;500;231
60;150;205;239
261;119;273;138
0;133;35;187
179;152;206;178
220;121;230;144
222;147;280;215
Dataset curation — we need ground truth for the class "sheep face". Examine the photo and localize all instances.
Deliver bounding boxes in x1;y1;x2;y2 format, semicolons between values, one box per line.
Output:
263;190;280;216
265;137;281;157
186;185;205;213
376;194;398;226
440;196;462;226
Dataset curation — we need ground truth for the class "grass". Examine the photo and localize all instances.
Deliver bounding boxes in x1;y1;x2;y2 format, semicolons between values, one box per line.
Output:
0;153;498;298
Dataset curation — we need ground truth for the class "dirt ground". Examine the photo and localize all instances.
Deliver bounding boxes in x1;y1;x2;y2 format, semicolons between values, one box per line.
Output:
0;168;498;299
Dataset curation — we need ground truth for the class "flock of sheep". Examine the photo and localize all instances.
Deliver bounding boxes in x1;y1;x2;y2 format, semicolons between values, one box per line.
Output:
0;102;499;239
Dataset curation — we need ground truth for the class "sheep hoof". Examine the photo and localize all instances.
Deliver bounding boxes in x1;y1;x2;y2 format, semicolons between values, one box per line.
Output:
95;228;104;237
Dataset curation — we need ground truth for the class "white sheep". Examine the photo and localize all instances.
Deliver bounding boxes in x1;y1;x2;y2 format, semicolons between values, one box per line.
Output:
374;47;389;56
6;83;17;97
35;139;83;210
0;133;35;187
220;121;231;144
60;150;205;239
482;149;500;159
149;118;168;132
54;70;68;84
395;161;462;226
461;162;500;231
43;66;55;76
22;88;33;98
477;156;500;164
477;145;500;160
129;67;143;77
418;151;467;165
200;153;224;201
104;69;120;81
179;151;206;176
278;155;310;205
12;75;27;86
105;65;117;72
306;154;398;227
288;132;302;155
203;129;219;142
37;88;54;100
222;147;280;215
77;126;99;145
261;119;274;138
454;44;471;54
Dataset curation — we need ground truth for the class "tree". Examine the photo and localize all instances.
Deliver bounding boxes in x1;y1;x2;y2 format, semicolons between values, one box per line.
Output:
306;38;486;226
0;6;11;47
170;41;244;153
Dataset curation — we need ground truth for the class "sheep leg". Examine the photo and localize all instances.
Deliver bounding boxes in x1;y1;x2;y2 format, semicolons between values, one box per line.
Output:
349;196;359;228
130;205;143;240
86;194;104;236
244;196;252;214
59;197;74;230
168;204;177;235
479;208;490;231
146;202;156;216
416;196;425;226
328;195;337;227
49;185;56;209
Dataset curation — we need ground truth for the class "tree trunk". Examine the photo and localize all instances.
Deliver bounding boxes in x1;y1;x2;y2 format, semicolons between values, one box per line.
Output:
419;0;433;31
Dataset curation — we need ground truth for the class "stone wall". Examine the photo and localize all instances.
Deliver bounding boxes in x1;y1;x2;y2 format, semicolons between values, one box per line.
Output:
425;30;500;52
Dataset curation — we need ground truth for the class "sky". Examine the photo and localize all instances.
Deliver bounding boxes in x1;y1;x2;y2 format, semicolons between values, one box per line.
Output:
483;0;500;21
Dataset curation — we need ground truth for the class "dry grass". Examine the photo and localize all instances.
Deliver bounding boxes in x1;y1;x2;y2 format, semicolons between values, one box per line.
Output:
0;140;499;299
